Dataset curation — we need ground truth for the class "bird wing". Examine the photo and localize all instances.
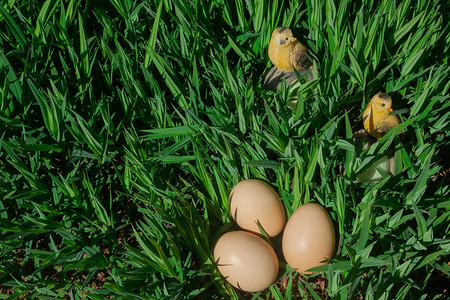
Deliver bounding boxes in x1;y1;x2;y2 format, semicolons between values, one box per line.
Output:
290;43;312;70
376;116;400;134
375;121;394;134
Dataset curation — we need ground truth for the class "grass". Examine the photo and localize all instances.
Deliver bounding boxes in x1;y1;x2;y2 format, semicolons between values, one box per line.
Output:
0;0;449;298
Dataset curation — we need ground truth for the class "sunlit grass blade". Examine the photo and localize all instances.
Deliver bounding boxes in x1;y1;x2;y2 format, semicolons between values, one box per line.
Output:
144;0;163;68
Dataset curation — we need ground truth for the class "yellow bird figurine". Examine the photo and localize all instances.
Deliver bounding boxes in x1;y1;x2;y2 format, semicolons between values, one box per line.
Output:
363;93;401;140
268;27;312;72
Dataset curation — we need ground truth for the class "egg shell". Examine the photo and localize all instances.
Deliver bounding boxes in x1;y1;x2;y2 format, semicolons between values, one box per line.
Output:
352;129;395;178
229;179;285;237
357;155;390;183
282;203;335;274
213;231;279;292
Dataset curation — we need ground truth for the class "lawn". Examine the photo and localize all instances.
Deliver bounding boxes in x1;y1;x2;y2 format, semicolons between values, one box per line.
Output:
0;0;449;299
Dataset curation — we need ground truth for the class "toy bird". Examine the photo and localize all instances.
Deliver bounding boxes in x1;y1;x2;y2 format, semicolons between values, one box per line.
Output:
268;27;312;72
363;93;401;140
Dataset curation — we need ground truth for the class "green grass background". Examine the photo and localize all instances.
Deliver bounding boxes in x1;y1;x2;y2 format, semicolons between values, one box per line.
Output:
1;0;449;298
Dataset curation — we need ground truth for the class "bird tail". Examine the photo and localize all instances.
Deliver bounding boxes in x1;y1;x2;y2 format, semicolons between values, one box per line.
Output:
363;102;375;135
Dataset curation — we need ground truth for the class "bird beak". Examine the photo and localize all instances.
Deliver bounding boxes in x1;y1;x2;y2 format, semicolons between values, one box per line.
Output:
291;37;297;42
387;108;393;112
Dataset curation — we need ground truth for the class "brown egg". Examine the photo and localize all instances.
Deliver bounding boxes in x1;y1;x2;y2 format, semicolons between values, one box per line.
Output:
282;203;335;274
229;179;285;237
213;231;279;292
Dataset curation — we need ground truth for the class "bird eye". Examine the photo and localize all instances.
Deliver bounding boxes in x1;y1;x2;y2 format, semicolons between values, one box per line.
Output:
285;37;288;40
382;103;385;107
